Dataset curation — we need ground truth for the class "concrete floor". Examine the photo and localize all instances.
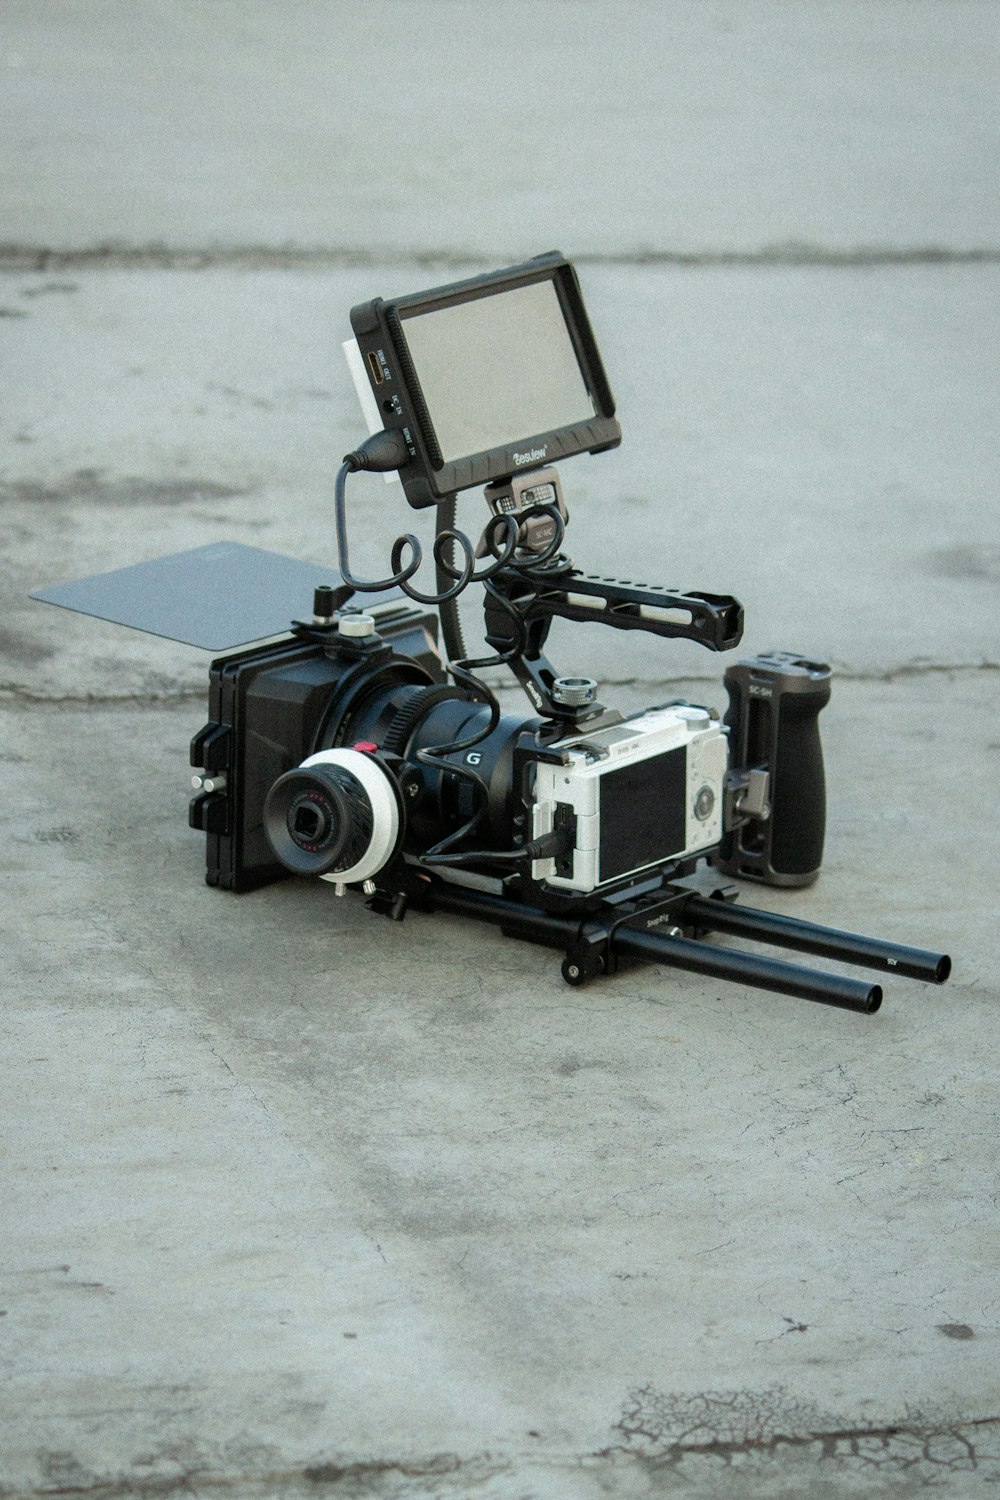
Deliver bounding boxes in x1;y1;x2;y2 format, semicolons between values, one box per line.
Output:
2;4;998;1496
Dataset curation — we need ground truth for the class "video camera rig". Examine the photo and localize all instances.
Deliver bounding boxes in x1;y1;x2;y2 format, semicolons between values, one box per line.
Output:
32;252;951;1016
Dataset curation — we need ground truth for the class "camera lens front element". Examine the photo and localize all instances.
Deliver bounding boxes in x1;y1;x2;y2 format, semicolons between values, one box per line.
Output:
289;794;330;848
263;748;402;884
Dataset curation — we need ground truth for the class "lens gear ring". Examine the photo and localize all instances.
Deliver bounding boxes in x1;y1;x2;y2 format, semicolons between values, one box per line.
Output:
381;684;467;757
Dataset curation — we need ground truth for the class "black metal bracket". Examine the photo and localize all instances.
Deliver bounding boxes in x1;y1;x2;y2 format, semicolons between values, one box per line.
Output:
561;887;691;985
483;561;744;720
487;562;744;651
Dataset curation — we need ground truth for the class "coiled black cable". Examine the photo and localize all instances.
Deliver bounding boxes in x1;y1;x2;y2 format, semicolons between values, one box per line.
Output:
414;583;568;870
334;458;472;600
334;434;567;609
334;431;572;868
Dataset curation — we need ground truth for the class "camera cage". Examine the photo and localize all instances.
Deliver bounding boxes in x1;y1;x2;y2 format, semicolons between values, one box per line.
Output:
29;255;952;1017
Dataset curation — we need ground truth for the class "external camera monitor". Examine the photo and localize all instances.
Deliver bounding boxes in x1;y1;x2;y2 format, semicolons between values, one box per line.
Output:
347;252;621;508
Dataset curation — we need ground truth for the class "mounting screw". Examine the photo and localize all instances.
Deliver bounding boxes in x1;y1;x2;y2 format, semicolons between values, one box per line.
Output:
552;676;598;707
191;772;227;794
338;612;376;639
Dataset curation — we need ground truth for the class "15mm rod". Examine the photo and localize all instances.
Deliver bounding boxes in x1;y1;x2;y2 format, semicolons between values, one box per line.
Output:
611;926;882;1013
680;895;951;985
423;883;886;1014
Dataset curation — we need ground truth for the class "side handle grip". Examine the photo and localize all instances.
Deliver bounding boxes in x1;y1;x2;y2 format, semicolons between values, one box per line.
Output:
718;653;831;887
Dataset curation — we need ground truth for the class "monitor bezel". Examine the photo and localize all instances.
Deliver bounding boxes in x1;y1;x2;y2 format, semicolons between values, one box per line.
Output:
349;252;621;508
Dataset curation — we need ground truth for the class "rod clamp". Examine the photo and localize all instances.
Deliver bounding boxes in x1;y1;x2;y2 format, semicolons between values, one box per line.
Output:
724;767;771;829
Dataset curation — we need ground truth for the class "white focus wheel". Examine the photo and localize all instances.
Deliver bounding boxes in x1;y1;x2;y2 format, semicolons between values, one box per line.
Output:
300;749;400;885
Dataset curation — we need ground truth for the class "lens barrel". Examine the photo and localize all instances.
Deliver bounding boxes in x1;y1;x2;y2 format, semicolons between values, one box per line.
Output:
264;763;373;876
263;655;542;888
263;748;403;884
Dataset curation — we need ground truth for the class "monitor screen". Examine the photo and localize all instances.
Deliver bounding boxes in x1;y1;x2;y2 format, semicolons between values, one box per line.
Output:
400;279;597;464
349;253;621;506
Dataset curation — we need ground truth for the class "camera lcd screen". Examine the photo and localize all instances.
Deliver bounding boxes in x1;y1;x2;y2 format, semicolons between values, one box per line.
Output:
399;280;597;465
598;747;687;882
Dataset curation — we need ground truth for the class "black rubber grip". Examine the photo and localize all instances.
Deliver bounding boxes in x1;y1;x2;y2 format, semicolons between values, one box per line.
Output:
720;654;832;886
770;693;827;876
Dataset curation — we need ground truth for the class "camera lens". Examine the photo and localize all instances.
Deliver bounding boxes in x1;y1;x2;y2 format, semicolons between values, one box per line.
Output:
290;797;327;846
263;749;402;883
284;779;355;860
264;765;368;875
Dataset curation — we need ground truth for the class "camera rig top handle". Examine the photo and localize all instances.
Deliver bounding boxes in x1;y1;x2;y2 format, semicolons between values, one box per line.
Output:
483;561;745;721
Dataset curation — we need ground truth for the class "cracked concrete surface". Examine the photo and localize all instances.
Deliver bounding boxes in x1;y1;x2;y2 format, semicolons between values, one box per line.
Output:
2;3;998;1497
